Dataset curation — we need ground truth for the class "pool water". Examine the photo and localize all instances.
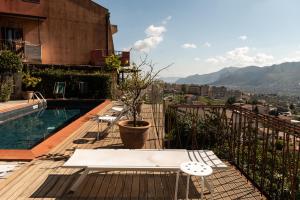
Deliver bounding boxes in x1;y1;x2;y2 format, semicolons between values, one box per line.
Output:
0;100;102;149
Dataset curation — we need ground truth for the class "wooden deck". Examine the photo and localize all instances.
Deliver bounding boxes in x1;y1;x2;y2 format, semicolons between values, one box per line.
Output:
0;100;37;114
0;103;265;199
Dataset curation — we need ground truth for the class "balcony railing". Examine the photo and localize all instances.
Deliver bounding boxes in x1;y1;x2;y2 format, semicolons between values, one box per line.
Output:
0;39;41;63
90;49;130;66
165;104;300;199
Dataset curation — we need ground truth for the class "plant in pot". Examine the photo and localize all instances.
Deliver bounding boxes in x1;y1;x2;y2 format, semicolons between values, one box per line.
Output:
0;50;23;102
118;57;170;148
22;73;41;100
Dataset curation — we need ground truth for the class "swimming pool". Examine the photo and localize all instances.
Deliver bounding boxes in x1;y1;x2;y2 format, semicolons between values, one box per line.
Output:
0;100;102;149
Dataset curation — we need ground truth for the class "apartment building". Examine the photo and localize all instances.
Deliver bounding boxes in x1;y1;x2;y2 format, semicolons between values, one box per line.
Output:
0;0;129;65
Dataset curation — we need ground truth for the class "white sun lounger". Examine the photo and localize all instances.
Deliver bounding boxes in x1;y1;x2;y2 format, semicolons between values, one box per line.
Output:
63;149;227;199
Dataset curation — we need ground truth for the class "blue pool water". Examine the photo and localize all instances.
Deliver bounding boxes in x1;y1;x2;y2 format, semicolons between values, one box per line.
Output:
0;100;102;149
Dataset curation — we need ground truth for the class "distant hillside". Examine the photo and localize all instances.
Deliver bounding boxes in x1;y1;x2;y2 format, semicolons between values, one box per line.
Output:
159;76;181;83
176;62;300;95
176;67;238;84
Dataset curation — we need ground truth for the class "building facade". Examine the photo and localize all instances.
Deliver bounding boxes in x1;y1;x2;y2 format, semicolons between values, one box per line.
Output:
0;0;127;65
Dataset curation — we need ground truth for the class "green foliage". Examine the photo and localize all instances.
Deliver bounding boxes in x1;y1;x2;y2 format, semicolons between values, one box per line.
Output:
253;105;259;113
31;69;112;99
289;103;295;110
22;73;42;91
105;55;122;73
226;96;236;105
275;140;284;150
248;97;258;105
0;78;13;102
0;50;23;75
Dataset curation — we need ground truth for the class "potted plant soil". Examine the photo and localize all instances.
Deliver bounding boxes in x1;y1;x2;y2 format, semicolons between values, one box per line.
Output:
118;57;170;148
22;73;41;100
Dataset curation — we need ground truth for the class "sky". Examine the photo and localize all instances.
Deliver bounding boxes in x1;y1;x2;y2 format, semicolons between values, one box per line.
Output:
95;0;300;77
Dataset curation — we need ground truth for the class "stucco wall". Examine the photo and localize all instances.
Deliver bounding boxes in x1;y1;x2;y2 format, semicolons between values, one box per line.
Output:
0;0;47;18
0;0;115;65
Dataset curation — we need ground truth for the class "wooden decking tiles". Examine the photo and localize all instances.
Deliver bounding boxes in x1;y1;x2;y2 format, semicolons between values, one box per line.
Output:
0;103;265;199
0;100;37;114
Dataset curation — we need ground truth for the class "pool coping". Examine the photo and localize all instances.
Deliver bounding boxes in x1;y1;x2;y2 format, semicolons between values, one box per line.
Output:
0;99;111;161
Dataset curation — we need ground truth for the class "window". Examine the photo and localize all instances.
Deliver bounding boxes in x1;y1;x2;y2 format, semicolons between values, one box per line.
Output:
0;27;23;41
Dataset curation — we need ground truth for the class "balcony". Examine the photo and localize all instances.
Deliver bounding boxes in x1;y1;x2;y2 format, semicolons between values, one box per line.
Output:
90;49;130;66
0;39;42;63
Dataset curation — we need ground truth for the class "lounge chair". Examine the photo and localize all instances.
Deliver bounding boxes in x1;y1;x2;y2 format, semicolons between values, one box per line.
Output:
96;107;128;140
63;149;227;199
53;82;66;99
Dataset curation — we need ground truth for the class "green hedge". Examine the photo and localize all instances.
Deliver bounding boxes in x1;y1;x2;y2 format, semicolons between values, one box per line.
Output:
31;69;112;99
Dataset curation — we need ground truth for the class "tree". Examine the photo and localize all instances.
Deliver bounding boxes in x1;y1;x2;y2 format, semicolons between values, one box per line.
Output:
0;51;23;101
105;54;122;99
226;96;236;105
0;50;23;76
119;56;171;127
289;103;295;112
105;54;122;73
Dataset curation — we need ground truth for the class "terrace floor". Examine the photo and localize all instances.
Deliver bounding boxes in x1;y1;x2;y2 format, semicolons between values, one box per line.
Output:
0;102;265;199
0;100;38;114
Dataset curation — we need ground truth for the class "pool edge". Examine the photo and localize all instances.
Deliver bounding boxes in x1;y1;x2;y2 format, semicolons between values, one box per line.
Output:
0;99;111;161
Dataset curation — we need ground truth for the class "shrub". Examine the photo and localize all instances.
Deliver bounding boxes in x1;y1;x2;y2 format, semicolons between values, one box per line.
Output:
22;73;42;91
226;96;236;105
0;78;13;102
0;50;23;75
31;69;111;99
0;51;23;101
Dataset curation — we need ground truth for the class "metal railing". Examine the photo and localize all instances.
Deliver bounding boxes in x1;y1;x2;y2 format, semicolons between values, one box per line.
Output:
30;91;47;108
165;104;300;199
147;83;165;148
90;49;130;66
0;39;41;63
0;39;25;57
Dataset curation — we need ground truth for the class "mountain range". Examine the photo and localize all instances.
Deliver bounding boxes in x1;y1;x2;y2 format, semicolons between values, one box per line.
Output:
171;62;300;95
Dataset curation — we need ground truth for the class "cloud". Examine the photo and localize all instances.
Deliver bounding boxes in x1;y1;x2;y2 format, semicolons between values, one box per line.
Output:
205;46;274;66
194;57;201;61
277;51;300;63
182;43;197;49
239;35;248;41
205;58;219;64
162;16;172;25
204;42;211;47
133;25;167;52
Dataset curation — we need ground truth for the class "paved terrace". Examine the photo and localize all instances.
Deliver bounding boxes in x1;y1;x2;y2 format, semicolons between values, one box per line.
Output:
0;102;265;199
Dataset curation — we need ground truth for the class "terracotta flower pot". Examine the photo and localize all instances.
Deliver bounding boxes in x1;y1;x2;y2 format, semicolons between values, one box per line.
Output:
118;120;150;149
22;91;34;100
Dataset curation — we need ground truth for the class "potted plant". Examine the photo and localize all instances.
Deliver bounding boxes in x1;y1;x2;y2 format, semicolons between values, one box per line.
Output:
22;73;41;100
0;50;23;102
118;57;170;148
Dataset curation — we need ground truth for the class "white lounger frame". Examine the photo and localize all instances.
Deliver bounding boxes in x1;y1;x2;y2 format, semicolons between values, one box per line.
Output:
63;149;227;199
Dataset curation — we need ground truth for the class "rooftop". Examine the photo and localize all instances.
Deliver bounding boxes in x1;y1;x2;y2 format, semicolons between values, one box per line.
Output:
0;102;264;199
